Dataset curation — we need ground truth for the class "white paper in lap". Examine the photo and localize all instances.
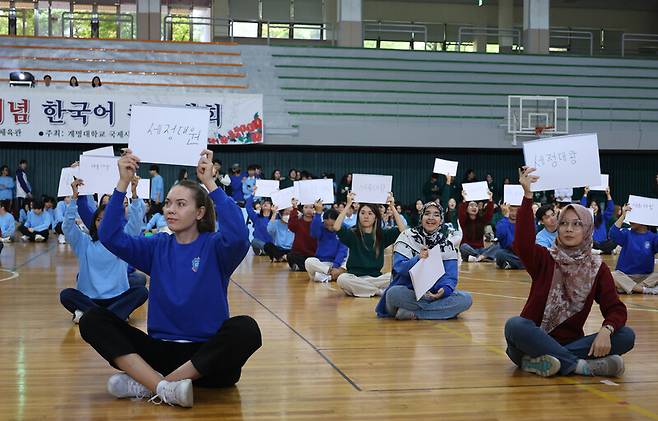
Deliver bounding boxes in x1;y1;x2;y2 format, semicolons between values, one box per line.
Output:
433;158;459;177
462;181;489;201
627;195;658;226
79;155;120;195
271;187;297;210
523;133;601;192
82;146;114;157
590;174;609;191
129;105;209;166
255;180;280;198
504;185;525;206
409;246;446;301
136;179;150;199
351;174;392;204
297;179;335;205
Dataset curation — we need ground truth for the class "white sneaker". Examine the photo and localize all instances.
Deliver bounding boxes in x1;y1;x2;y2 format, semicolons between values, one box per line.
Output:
107;373;154;399
313;272;332;283
612;246;621;255
0;236;11;243
72;310;84;324
467;255;478;263
591;249;602;255
34;234;45;242
58;234;66;244
20;235;29;242
150;379;193;408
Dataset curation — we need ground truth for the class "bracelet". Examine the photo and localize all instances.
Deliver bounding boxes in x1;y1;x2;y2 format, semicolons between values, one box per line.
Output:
602;324;614;334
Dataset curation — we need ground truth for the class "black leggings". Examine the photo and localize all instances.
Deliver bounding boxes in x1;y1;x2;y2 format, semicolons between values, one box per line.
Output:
79;307;262;388
263;243;289;261
593;239;616;254
287;253;311;271
18;225;49;241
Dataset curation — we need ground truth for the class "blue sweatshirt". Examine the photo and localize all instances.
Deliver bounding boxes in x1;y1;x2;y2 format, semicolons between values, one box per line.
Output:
376;252;459;317
25;210;52;232
230;174;244;202
99;188;249;342
54;201;68;225
580;197;614;242
242;176;256;199
0;175;14;200
245;196;273;244
19;208;28;224
610;225;658;275
535;227;558;249
64;202;132;299
496;217;516;250
0;212;15;238
310;213;348;268
150;174;164;203
267;218;294;250
145;213;168;231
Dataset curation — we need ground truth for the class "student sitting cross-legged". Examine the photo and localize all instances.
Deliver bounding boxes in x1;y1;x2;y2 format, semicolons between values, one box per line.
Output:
304;200;348;282
264;205;294;262
495;203;524;270
333;192;406;298
245;186;274;256
376;201;472;320
609;204;658;294
18;199;52;242
504;167;634;378
78;149;261;408
287;199;318;271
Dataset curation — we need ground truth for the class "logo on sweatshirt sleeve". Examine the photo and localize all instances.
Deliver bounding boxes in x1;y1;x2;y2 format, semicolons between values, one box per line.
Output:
192;257;200;272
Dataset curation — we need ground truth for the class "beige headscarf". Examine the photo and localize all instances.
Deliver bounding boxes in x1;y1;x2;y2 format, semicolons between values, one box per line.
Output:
540;203;602;333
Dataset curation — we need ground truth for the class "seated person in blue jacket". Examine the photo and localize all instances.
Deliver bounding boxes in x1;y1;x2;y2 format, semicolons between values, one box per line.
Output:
245;186;274;256
18;199;52;242
580;186;616;254
304;201;348;282
376;201;472;320
610;203;658;294
495;203;523;269
78;149;261;408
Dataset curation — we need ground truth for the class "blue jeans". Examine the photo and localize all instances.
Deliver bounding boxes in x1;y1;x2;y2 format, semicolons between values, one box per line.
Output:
460;243;500;261
60;286;149;321
495;249;524;269
504;316;635;375
251;238;266;256
384;286;473;320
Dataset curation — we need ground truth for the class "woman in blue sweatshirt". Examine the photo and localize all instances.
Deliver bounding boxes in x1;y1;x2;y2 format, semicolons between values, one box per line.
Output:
245;187;274;256
79;149;261;408
60;179;148;324
610;204;658;294
376;201;472;320
581;186;615;254
304;202;348;282
265;205;294;262
18;199;52;242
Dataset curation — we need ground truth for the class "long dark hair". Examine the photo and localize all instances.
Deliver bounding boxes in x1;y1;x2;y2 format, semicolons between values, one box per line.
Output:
173;180;216;233
89;204;105;242
353;203;384;258
0;164;9;176
587;198;603;227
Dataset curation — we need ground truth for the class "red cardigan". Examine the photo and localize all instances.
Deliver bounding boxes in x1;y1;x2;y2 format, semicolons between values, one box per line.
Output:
288;208;317;256
458;200;494;249
514;197;627;345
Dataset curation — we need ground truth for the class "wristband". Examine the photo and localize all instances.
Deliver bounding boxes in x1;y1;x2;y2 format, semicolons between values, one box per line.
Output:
602;324;614;334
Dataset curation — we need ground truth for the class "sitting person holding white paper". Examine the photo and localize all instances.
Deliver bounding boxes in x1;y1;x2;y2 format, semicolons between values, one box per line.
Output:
504;167;633;378
376;201;472;320
245;187;274;256
305;202;348;282
580;187;616;255
287;199;318;271
458;189;498;262
265;206;294;262
334;192;406;298
610;204;658;295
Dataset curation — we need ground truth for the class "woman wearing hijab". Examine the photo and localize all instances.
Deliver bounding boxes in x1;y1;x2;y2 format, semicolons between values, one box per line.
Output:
375;201;472;320
504;167;634;378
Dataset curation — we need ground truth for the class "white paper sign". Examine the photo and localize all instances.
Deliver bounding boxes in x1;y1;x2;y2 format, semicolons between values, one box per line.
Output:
627;195;658;226
255;179;280;198
297;179;335;205
554;187;574;203
129;104;209;166
136;179;150;199
433;158;459;177
462;181;490;201
504;185;525;206
57;167;81;197
82;146;114;157
79;155;120;195
271;187;298;210
590;174;609;191
409;246;446;301
523;133;601;192
351;174;392;204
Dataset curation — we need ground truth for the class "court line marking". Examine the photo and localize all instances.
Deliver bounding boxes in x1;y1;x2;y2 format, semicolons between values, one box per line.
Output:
0;268;19;282
231;279;363;391
10;244;58;272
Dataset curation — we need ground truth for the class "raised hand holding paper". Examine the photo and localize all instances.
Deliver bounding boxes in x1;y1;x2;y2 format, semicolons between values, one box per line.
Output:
297;179;335;205
351;174;392;204
255;180;280;198
523;133;601;192
79;155;120;195
409;246;446;301
503;185;525;206
433;158;459;177
129;104;209;166
626;195;658;226
590;174;609;191
57;167;84;197
462;181;489;201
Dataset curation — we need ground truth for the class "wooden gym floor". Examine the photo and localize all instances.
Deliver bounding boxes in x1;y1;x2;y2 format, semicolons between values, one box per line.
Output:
1;241;658;420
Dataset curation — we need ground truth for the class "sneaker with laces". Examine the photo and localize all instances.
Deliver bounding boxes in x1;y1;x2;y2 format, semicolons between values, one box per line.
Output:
467;255;478;263
521;355;561;377
584;355;625;377
150;379;193;408
644;286;658;295
313;272;332;283
107;373;154;399
72;310;84;324
58;234;66;244
0;236;11;243
34;234;45;242
20;235;29;242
